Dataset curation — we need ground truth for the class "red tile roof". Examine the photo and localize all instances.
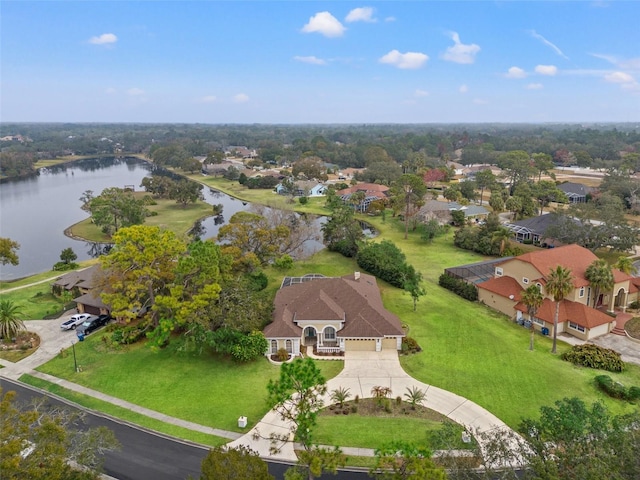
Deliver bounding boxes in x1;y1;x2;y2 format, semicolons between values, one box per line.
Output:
477;276;523;301
514;244;598;288
515;298;614;329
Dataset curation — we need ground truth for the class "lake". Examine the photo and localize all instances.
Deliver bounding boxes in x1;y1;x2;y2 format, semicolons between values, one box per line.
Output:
0;157;324;281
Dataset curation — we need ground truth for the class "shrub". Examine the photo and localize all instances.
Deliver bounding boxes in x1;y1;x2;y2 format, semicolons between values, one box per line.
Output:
561;344;624;372
629;300;640;310
438;273;478;301
356;240;419;289
276;348;289;362
298;196;309;205
401;336;422;354
595;375;640;401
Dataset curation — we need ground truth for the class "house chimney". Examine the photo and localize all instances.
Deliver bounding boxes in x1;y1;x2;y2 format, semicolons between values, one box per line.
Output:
354;271;360;280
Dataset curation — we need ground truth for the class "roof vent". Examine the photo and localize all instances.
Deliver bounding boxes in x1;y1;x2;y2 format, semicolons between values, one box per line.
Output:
354;271;361;280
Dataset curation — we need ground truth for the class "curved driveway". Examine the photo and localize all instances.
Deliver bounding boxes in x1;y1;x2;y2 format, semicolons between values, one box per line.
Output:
230;350;518;465
5;320;521;468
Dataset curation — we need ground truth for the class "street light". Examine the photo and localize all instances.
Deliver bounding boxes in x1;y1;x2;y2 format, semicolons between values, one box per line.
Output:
71;341;79;373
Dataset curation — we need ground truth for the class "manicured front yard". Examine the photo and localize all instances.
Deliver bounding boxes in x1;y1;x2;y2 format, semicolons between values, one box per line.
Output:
36;332;343;432
20;374;228;447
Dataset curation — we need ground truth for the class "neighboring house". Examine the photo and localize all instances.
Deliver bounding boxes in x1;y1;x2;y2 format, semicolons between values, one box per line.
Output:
417;200;489;225
225;146;258;158
275;180;327;197
504;213;571;245
52;265;111;316
557;182;591;203
336;183;390;212
263;272;405;357
52;264;101;296
477;244;637;340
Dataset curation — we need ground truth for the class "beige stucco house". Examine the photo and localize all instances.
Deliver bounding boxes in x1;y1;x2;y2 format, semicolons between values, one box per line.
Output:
263;272;405;357
477;244;638;340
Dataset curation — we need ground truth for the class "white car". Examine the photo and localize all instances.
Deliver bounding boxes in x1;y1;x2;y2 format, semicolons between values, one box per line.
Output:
60;313;93;330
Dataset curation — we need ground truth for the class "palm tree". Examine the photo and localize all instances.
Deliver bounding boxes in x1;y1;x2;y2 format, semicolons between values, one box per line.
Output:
491;227;513;256
404;386;427;410
521;284;544;351
585;259;614;308
614;256;637;276
330;386;351;409
546;266;574;354
0;299;26;340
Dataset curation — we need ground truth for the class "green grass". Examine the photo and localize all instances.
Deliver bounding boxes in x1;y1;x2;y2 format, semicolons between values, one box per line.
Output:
68;196;214;243
19;374;228;446
315;415;452;450
0;284;68;320
37;332;343;432
364;217;640;427
626;318;640;339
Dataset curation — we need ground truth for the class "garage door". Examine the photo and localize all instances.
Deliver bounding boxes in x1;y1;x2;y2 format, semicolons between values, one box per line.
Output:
81;304;101;315
382;338;398;350
344;339;376;352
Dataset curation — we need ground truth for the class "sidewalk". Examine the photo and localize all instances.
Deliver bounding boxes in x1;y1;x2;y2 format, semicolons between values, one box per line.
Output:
1;320;520;466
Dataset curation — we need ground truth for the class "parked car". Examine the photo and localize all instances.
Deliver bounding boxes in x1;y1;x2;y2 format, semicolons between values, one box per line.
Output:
76;314;111;337
60;313;93;330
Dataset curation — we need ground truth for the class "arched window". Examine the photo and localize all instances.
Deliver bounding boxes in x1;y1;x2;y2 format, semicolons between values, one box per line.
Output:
324;326;336;341
285;339;292;353
271;340;278;354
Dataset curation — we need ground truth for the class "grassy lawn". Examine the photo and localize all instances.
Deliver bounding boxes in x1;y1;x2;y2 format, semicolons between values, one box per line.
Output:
20;374;228;447
0;284;69;320
361;216;640;427
626;318;640;339
314;399;470;451
68;195;214;243
37;332;343;433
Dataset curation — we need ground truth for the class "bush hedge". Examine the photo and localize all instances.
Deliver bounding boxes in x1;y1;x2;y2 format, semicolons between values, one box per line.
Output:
438;273;478;301
561;344;624;372
595;375;640;401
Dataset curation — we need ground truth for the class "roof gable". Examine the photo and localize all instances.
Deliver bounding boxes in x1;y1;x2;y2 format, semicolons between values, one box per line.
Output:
265;273;404;339
515;244;598;287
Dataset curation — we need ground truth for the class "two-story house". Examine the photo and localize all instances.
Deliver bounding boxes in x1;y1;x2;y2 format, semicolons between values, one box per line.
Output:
477;244;636;340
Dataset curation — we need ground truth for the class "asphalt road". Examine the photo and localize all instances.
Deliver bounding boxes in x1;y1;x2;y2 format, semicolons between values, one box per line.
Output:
1;378;369;480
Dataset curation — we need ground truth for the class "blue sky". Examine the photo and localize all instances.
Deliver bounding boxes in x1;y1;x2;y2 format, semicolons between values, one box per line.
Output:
2;1;639;123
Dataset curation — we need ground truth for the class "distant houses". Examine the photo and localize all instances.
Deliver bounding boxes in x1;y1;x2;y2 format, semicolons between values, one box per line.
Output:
417;200;489;225
336;183;390;212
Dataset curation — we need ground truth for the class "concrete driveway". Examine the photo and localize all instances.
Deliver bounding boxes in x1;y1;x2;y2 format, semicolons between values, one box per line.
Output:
0;318;80;379
231;350;519;466
591;334;640;366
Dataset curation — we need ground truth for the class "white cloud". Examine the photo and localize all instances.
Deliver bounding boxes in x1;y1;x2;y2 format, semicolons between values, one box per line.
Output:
528;30;569;60
605;71;634;84
105;87;116;94
126;88;145;96
233;93;249;103
89;33;117;45
345;7;376;23
473;98;489;105
505;66;527;79
414;89;429;97
301;12;346;38
379;50;428;69
526;83;544;90
293;55;327;65
535;65;558;76
442;32;480;64
384;16;396;22
592;53;640;71
201;95;217;103
459;84;468;93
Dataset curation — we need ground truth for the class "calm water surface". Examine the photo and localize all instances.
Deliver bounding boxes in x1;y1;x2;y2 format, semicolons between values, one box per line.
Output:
0;157;323;281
